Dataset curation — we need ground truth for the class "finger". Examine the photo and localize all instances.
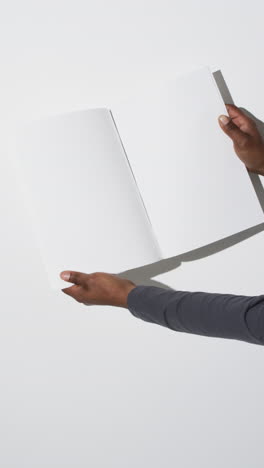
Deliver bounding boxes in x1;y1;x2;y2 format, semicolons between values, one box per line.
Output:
218;114;249;147
61;284;84;302
225;104;258;136
60;270;89;286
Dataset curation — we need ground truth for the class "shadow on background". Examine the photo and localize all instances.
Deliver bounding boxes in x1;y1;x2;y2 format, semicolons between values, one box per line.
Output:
119;70;264;289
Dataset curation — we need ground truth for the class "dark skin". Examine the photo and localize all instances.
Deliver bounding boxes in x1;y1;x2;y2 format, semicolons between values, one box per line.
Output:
60;271;135;308
60;103;264;307
218;104;264;175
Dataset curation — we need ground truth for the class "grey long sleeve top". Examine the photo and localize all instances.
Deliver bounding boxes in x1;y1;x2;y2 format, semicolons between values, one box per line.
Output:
127;286;264;346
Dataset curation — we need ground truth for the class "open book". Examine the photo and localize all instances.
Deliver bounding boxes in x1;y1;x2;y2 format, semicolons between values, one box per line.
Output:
8;66;263;290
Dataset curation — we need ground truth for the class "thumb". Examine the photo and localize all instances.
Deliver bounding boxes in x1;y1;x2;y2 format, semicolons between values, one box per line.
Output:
60;270;89;285
218;114;248;147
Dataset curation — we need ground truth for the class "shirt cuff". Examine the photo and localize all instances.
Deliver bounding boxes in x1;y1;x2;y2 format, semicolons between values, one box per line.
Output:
127;285;176;326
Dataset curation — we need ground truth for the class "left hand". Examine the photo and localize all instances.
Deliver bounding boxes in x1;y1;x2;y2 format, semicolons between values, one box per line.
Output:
60;270;136;308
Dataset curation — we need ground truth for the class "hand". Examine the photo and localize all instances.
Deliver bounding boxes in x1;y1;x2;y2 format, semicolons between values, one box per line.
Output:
60;270;136;308
218;104;264;175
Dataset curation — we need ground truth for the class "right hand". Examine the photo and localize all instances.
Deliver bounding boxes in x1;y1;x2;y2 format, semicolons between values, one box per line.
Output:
218;104;264;175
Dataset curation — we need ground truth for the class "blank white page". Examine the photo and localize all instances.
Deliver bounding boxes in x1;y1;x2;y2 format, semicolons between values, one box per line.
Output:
112;66;263;257
8;109;161;290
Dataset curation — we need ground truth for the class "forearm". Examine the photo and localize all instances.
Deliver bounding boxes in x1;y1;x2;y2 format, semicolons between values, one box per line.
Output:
127;286;264;345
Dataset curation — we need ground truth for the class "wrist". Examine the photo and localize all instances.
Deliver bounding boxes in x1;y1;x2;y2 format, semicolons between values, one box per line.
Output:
249;144;264;175
118;283;137;308
247;162;264;176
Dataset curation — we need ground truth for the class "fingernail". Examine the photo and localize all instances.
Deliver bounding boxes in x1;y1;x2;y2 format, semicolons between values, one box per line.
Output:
219;115;230;125
60;271;70;280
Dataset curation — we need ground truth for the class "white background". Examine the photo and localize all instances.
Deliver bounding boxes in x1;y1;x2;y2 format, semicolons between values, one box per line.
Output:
0;1;264;467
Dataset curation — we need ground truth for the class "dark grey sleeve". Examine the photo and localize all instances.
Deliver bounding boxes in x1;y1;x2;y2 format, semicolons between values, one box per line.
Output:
127;286;264;346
